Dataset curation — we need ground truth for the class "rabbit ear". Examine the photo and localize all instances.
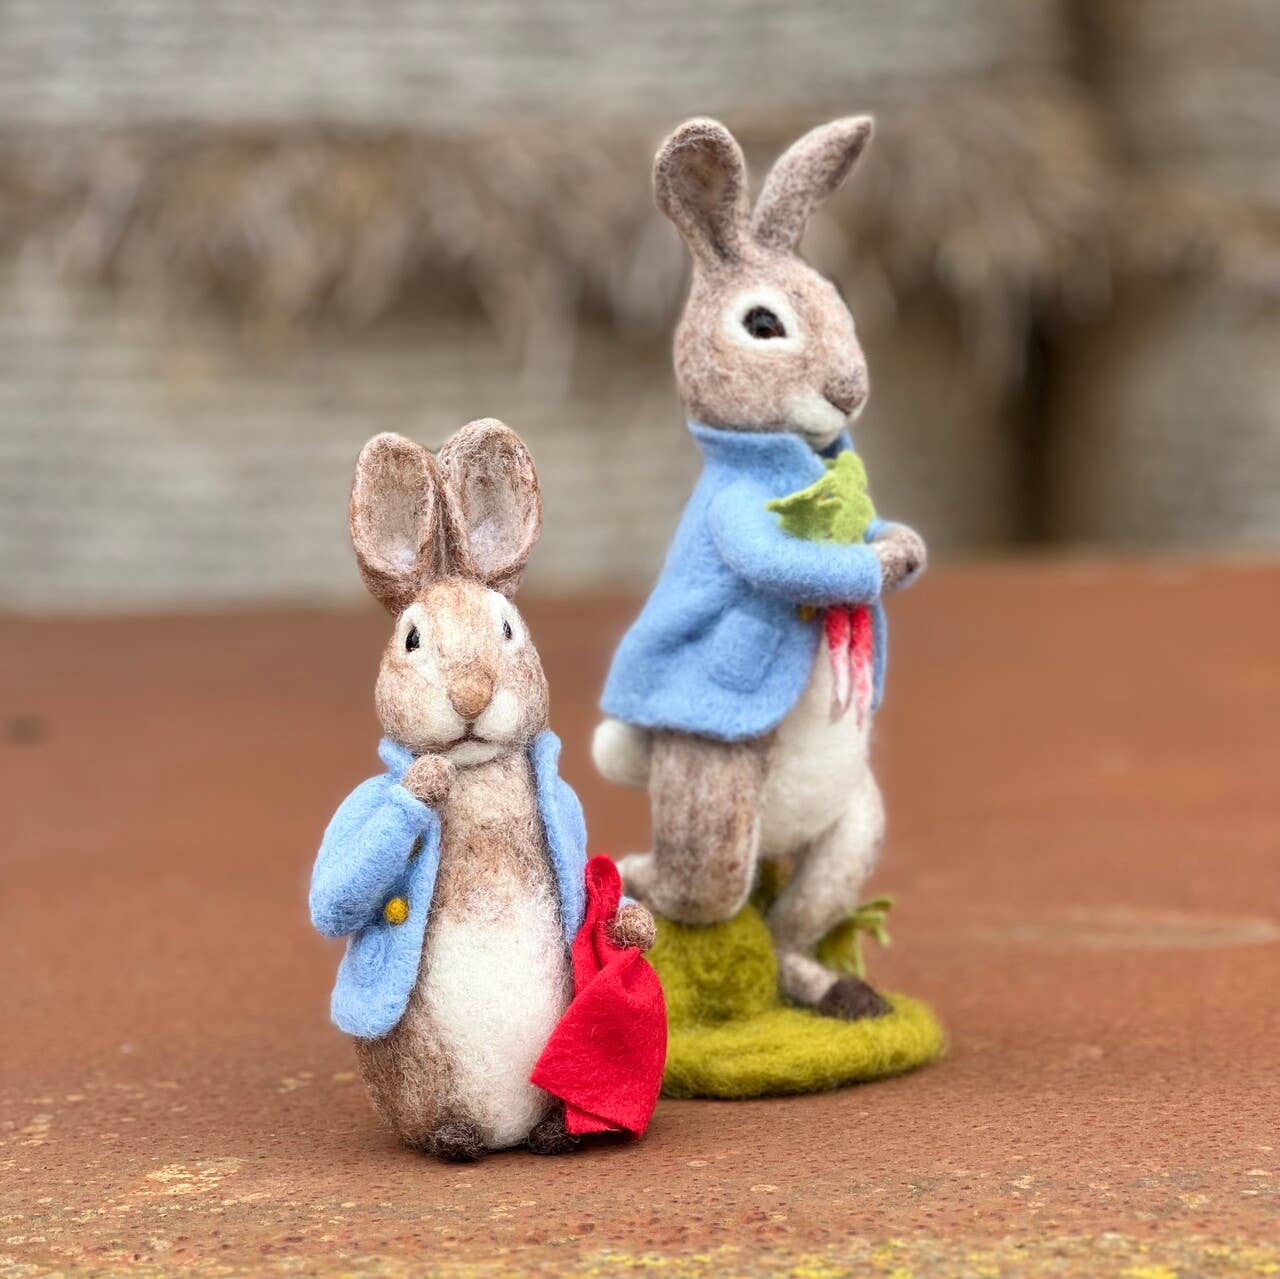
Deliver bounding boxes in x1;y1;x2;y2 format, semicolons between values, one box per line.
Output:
751;116;873;253
654;118;751;269
349;432;440;614
437;418;542;598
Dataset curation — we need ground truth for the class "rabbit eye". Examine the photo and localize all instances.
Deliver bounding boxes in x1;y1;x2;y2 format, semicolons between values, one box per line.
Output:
405;625;420;653
743;306;786;340
502;619;513;642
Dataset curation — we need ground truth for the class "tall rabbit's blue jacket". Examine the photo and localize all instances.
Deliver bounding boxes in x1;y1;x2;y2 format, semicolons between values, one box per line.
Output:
601;421;896;741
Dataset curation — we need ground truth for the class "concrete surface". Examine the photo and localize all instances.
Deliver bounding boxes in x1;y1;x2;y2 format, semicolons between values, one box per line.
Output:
2;561;1278;1276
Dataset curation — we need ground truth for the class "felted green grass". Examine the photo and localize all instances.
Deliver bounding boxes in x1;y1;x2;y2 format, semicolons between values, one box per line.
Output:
649;905;945;1099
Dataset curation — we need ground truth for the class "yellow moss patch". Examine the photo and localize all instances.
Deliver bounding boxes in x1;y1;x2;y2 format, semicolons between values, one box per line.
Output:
650;905;944;1100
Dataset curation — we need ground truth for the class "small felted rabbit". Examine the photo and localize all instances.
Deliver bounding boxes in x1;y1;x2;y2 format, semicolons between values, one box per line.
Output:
594;118;926;1021
311;419;658;1161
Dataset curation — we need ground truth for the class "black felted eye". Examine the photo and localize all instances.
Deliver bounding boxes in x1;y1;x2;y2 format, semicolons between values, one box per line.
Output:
743;306;786;340
502;619;513;642
405;625;420;652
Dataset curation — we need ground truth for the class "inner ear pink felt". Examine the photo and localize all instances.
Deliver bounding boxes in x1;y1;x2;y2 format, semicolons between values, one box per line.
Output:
654;118;751;268
438;418;542;597
349;432;440;614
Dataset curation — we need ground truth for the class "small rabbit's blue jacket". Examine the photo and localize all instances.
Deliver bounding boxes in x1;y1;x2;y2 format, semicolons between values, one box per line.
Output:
602;421;893;741
309;732;587;1040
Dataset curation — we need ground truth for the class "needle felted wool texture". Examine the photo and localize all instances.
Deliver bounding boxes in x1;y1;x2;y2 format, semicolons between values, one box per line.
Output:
316;419;659;1158
531;856;666;1137
650;904;943;1099
601;422;888;742
597;119;929;1029
310;733;586;1041
767;451;876;545
768;452;878;718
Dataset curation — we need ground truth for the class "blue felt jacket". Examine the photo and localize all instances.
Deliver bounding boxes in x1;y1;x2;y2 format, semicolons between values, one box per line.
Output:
309;732;588;1040
601;421;890;741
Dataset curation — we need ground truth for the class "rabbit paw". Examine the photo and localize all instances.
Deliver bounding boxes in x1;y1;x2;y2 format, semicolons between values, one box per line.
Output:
609;902;657;952
527;1106;579;1156
426;1118;485;1162
872;524;927;592
403;754;456;806
817;975;892;1021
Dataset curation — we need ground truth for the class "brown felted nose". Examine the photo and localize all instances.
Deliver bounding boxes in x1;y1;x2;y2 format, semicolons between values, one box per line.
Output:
450;670;494;722
824;374;865;417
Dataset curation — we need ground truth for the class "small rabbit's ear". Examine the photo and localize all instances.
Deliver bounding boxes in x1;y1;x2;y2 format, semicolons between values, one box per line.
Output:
654;118;750;269
349;433;440;614
751;116;873;253
437;418;542;598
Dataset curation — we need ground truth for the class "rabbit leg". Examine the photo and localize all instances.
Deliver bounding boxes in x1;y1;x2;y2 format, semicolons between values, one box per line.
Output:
766;771;890;1018
615;850;660;904
644;730;770;924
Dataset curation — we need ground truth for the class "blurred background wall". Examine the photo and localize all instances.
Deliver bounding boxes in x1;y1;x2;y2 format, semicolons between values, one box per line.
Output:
0;0;1276;611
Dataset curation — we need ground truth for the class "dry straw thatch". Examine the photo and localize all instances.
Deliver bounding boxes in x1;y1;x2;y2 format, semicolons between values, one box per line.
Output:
0;80;1110;376
1;76;1113;607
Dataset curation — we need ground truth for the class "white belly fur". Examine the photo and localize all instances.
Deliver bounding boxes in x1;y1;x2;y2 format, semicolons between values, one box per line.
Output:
759;639;873;857
419;877;571;1149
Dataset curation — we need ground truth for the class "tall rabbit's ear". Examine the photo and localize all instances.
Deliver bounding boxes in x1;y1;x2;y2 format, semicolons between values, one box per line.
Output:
349;433;440;614
437;418;542;598
654;118;751;269
751;116;873;253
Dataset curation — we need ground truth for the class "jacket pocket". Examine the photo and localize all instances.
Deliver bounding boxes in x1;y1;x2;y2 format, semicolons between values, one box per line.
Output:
707;600;784;693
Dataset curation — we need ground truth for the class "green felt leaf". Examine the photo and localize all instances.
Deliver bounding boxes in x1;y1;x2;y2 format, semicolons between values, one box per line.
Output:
766;451;876;545
815;894;897;979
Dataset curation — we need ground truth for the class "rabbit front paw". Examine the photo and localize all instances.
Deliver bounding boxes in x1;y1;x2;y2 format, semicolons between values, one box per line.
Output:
872;524;927;592
609;902;657;952
403;754;456;807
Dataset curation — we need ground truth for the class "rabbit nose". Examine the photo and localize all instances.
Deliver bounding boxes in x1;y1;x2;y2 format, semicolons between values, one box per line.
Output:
824;375;866;417
450;671;494;722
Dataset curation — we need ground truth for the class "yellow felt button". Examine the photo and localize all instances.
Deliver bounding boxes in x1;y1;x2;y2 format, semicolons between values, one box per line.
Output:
796;604;817;623
383;897;409;926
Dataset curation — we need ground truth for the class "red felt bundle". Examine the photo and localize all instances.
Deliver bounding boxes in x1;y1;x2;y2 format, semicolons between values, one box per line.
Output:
531;855;666;1136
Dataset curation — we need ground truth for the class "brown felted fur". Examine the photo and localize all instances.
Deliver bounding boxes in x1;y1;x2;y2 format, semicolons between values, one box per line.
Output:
817;975;892;1022
608;902;657;953
869;525;926;589
629;731;772;927
374;577;549;759
403;754;455;806
609;120;926;1021
437;418;543;599
427;1119;486;1163
655;117;874;444
653;119;751;270
525;1105;579;1156
349;433;440;615
752;117;874;253
351;417;654;1152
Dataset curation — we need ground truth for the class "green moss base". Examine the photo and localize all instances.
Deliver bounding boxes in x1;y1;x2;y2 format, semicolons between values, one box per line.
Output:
650;904;945;1100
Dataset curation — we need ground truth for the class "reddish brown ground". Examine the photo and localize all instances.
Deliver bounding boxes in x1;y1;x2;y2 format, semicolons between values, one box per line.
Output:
2;561;1278;1277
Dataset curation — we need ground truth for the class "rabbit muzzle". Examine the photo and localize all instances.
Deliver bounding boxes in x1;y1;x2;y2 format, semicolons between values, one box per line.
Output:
449;668;495;723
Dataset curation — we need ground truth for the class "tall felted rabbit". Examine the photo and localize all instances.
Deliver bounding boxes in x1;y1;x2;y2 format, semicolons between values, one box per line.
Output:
594;118;926;1021
311;420;659;1161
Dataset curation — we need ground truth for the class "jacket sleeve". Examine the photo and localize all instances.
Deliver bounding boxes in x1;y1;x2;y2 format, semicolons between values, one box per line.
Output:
708;482;883;606
309;776;434;938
